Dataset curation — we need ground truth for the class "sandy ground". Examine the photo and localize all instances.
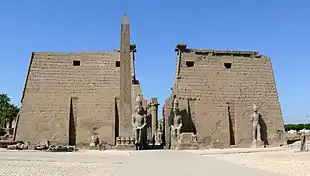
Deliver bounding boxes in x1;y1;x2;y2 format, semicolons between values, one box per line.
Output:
0;150;130;176
204;150;310;176
113;150;279;176
0;147;309;176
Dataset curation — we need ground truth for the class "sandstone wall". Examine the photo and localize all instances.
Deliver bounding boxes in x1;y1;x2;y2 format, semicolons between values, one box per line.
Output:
164;48;286;148
16;51;143;146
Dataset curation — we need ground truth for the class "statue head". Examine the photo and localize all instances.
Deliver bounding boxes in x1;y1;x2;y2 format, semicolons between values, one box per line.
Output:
135;94;144;114
253;104;258;112
173;97;179;114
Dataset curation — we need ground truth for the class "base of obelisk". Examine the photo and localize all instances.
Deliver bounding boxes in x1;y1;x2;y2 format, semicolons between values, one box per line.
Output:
114;144;136;150
250;140;265;148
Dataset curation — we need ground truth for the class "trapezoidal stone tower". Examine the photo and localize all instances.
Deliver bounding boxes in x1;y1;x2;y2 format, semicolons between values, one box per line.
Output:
15;15;145;147
163;44;286;149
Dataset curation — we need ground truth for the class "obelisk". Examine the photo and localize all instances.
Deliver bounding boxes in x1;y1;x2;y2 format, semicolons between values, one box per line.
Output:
120;15;132;137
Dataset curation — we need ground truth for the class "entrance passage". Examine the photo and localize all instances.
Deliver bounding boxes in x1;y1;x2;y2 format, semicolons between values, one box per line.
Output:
69;97;78;146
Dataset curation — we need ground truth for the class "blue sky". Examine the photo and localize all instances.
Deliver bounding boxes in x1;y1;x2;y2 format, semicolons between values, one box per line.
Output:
0;0;309;124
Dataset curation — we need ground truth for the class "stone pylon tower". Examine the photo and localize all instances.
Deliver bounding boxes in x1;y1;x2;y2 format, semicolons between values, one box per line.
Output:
119;14;132;137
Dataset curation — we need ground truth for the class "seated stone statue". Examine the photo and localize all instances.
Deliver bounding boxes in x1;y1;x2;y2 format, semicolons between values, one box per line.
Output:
132;94;147;149
171;97;182;141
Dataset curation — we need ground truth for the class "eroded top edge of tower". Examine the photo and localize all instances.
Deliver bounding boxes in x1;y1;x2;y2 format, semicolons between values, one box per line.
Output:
32;52;113;56
175;44;269;58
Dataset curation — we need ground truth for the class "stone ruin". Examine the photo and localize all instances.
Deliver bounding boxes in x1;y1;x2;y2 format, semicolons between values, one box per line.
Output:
3;15;287;151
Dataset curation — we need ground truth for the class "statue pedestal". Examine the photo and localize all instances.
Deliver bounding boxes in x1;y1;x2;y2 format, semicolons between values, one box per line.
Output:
250;140;265;148
173;133;199;150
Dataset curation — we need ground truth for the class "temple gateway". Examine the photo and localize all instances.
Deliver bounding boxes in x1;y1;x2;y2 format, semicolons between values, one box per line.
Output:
9;15;286;150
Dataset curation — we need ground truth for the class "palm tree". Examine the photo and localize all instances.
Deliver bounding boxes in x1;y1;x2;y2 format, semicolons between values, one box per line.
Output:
0;94;19;128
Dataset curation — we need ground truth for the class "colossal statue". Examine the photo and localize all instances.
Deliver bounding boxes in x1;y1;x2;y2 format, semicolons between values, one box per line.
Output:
132;94;147;149
171;97;182;141
251;104;261;141
156;122;163;144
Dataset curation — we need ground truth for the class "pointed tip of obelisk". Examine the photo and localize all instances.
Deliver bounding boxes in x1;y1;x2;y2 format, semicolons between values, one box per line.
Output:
122;14;129;24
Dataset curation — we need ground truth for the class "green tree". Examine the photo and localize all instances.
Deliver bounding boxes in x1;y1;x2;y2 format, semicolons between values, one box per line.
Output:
285;123;310;131
0;94;20;128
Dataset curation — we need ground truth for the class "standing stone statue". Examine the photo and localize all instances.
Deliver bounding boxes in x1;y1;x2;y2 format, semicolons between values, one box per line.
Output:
251;104;261;142
171;97;182;141
132;94;147;150
156;122;163;144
